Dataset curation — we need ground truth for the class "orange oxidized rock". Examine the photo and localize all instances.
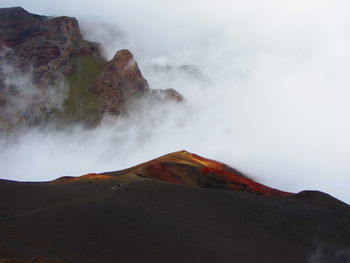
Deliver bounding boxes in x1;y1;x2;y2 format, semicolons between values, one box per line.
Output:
64;150;292;197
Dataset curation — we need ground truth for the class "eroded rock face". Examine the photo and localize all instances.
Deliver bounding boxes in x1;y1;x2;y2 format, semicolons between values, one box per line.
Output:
0;7;104;129
149;88;183;102
91;49;183;114
0;7;101;87
91;49;149;114
0;7;183;130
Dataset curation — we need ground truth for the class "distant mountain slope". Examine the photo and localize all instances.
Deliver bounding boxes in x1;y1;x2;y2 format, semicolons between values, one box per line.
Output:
1;151;349;263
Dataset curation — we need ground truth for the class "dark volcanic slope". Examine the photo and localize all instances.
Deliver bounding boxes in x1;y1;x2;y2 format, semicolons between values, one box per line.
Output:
1;152;350;263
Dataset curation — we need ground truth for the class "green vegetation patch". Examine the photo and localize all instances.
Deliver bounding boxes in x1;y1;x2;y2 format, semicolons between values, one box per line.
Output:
58;55;106;126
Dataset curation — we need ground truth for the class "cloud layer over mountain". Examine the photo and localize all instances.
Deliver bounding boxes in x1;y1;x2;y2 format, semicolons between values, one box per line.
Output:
1;0;350;203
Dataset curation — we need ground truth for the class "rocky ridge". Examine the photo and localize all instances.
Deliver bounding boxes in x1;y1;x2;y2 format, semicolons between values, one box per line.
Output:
0;7;99;87
0;7;182;130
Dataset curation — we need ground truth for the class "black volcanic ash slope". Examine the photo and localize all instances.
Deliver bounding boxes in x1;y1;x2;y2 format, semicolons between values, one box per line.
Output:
1;151;350;263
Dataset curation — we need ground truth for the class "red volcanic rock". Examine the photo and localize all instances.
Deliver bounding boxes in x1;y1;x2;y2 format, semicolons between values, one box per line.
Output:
130;151;291;196
73;150;290;196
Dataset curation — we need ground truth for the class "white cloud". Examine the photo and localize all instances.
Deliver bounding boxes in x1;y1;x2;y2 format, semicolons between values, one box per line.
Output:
1;0;350;203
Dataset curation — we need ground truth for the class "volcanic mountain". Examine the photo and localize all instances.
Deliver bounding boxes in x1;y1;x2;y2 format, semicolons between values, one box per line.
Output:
1;6;350;263
57;150;291;196
1;151;350;263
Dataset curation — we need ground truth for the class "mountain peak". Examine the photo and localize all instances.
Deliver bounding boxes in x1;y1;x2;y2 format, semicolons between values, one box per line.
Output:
124;150;292;196
55;151;292;197
90;49;149;114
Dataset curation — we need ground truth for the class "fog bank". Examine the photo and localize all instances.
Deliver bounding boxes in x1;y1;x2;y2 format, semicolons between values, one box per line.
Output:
1;0;350;203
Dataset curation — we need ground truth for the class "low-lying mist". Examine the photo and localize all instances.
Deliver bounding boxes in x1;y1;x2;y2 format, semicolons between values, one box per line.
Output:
1;0;350;203
0;51;67;128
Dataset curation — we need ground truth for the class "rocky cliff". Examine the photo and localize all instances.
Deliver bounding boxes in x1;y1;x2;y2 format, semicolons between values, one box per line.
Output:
0;7;99;87
0;7;182;130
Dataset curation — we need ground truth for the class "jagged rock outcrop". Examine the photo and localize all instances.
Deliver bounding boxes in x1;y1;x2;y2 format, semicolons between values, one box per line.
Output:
91;49;183;114
91;49;149;115
0;7;183;130
0;6;101;87
0;7;104;129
